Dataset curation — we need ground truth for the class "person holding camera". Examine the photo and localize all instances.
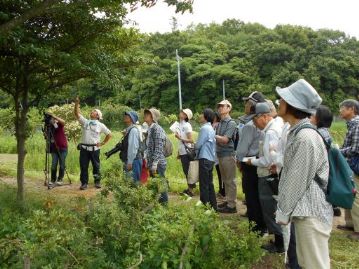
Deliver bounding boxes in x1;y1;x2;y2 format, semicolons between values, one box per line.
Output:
122;111;143;183
46;114;68;186
74;97;112;190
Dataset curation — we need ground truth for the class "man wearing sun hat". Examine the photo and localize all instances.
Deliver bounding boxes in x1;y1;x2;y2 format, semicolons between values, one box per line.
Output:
144;107;168;203
275;79;332;269
74;97;112;190
237;91;267;232
122;111;143;183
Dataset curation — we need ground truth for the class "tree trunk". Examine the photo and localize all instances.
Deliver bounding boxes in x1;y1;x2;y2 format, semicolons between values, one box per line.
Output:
14;61;30;204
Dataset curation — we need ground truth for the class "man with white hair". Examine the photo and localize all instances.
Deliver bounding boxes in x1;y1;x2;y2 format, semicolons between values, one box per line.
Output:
74;97;112;190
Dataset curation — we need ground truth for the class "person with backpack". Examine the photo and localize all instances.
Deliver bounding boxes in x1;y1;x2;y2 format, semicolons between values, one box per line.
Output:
122;111;143;183
246;102;285;253
144;107;168;203
174;109;195;197
236;91;267;234
275;79;332;269
215;99;238;213
74;97;112;190
339;99;359;241
195;108;217;210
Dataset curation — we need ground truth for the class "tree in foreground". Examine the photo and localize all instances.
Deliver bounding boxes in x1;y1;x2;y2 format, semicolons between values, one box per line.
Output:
0;0;193;202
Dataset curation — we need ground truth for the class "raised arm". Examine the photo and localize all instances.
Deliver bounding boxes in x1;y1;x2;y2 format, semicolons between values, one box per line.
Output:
51;114;65;126
74;96;80;120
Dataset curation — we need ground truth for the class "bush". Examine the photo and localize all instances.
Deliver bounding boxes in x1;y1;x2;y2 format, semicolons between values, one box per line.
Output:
0;174;263;269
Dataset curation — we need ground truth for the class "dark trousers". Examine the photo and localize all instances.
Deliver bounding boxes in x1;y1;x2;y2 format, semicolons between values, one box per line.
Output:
258;177;282;236
288;223;301;269
51;149;67;181
180;154;195;188
199;159;217;210
241;163;266;233
80;148;101;185
216;164;225;196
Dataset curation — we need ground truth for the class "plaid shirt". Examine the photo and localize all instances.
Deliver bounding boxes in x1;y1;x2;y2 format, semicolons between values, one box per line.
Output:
146;123;166;168
317;127;332;144
341;116;359;158
276;119;333;225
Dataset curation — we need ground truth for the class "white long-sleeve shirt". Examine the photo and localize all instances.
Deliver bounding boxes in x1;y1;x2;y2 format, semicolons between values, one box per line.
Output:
251;119;283;176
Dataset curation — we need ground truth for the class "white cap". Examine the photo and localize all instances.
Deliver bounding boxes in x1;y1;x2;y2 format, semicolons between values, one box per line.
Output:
94;109;103;120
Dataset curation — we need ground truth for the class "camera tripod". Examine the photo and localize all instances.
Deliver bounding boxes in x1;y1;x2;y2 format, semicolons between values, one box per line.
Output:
43;124;72;190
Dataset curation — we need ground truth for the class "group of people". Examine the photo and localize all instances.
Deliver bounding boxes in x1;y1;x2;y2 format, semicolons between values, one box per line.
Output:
46;80;359;269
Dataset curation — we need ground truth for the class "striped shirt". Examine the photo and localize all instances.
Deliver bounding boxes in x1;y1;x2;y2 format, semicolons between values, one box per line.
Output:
276;119;333;226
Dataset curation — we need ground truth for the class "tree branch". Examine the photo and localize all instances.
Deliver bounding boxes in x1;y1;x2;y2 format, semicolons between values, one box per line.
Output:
0;0;59;35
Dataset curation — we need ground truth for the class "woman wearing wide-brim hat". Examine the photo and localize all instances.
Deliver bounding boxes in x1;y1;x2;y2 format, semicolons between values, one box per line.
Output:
174;108;195;196
275;79;332;269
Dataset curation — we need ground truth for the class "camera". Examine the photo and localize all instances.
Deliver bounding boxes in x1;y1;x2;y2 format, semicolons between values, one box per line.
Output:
105;142;123;159
43;113;53;126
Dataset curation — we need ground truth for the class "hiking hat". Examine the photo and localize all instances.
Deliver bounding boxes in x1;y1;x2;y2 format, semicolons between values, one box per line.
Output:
242;91;266;103
247;102;271;120
217;99;232;110
144;108;161;122
124;111;139;124
276;79;322;114
94;109;103;120
181;108;193;120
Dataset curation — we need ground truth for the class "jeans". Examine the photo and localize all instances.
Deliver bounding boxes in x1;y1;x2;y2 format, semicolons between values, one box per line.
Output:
199;159;217;210
51;149;67;182
80;148;101;185
124;159;143;183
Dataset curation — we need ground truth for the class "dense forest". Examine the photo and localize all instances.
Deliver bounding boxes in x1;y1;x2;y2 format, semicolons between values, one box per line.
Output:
16;18;358;114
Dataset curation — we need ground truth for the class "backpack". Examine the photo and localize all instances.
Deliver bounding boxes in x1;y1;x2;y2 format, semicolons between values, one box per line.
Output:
217;119;239;149
295;125;357;209
164;135;173;157
150;124;173;158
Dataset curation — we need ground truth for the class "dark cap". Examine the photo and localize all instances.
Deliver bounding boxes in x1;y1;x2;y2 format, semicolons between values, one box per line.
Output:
242;91;266;103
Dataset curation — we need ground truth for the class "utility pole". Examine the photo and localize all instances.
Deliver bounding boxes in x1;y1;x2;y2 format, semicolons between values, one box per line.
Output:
222;79;226;100
176;49;183;110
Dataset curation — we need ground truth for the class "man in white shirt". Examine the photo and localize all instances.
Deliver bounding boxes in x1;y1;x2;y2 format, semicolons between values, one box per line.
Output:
246;102;284;253
74;97;112;190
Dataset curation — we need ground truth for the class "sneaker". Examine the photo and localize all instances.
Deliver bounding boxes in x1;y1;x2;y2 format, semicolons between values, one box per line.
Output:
261;243;285;254
80;184;88;190
56;179;63;186
95;182;101;189
217;201;228;208
48;181;55;186
337;225;354;231
217;205;237;214
181;189;194;197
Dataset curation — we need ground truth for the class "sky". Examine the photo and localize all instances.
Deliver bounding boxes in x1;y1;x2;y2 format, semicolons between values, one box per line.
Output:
127;0;359;38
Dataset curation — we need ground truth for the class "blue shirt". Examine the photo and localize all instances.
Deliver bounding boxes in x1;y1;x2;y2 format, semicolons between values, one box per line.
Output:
195;122;216;162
